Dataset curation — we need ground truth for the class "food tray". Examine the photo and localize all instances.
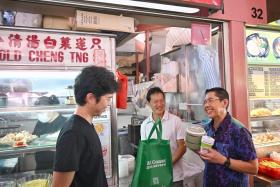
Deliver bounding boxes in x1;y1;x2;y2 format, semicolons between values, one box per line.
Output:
259;158;280;179
17;173;51;187
0;131;37;146
253;132;280;145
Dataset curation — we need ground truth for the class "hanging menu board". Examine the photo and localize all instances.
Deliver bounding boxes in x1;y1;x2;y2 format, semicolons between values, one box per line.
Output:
246;29;280;65
248;66;280;98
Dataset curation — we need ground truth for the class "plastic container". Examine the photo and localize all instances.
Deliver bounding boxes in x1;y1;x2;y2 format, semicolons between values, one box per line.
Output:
186;141;201;151
118;155;129;178
200;136;215;151
258;158;280;179
185;125;206;151
118;154;135;172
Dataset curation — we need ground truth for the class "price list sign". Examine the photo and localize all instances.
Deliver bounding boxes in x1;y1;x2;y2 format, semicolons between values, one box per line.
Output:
248;66;280;98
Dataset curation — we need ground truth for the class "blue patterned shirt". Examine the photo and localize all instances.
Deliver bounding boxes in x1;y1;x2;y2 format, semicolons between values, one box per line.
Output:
203;113;257;187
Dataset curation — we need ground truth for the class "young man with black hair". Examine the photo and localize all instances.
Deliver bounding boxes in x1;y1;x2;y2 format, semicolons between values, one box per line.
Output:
199;87;258;187
140;87;186;187
52;65;118;187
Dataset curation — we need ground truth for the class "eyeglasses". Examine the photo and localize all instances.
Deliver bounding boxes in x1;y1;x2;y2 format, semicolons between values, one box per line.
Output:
203;98;221;105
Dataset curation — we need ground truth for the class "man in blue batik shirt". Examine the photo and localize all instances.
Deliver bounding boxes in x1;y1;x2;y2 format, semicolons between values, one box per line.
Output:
199;87;258;187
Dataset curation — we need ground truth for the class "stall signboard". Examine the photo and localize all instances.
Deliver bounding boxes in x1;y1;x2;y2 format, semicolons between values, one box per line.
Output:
246;29;280;65
248;66;280;98
0;29;113;68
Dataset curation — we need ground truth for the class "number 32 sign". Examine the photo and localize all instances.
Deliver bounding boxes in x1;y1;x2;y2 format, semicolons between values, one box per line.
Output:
251;7;263;20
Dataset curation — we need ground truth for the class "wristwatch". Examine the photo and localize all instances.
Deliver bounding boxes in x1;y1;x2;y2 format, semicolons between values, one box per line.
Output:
223;157;231;168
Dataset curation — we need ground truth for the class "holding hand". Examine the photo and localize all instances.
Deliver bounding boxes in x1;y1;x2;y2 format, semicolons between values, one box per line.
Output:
199;148;226;165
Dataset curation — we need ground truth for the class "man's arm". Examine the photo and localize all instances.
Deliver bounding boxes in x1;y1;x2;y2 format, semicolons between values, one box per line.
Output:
200;148;258;175
172;139;186;164
229;158;258;175
52;171;75;187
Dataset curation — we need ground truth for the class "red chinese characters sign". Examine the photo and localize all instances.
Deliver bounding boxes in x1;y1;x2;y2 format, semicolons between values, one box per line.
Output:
0;29;113;68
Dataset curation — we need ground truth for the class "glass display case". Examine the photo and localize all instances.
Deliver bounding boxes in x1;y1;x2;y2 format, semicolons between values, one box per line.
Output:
0;70;78;175
250;98;280;150
0;26;117;185
246;28;280;156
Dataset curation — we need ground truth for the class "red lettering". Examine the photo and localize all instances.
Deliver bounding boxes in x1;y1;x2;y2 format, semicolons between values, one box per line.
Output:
70;52;75;63
69;52;88;63
0;50;6;61
39;51;44;62
0;49;22;61
43;51;51;62
8;34;22;48
14;50;21;61
76;37;87;51
44;36;57;49
76;52;82;62
26;35;40;49
60;37;71;50
58;52;64;62
90;38;101;49
28;50;64;63
29;50;35;62
83;53;88;62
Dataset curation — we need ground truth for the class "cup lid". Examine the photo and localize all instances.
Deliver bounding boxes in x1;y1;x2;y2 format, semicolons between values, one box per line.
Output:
186;125;206;136
201;135;215;145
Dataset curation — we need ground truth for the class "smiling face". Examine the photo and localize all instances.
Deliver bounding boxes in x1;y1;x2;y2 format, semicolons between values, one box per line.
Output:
149;92;165;118
203;91;228;121
87;93;113;116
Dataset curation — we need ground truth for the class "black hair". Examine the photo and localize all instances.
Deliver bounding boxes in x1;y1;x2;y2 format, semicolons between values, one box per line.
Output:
205;87;229;101
146;87;165;102
74;65;118;106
